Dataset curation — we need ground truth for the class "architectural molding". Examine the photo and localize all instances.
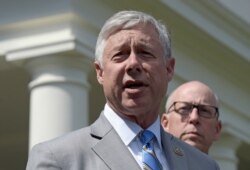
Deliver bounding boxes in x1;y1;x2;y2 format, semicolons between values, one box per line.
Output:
160;0;250;62
26;55;91;90
174;50;249;117
1;13;97;65
221;99;250;143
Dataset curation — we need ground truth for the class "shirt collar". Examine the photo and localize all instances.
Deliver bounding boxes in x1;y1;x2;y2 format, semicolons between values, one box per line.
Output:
146;116;162;150
103;103;162;149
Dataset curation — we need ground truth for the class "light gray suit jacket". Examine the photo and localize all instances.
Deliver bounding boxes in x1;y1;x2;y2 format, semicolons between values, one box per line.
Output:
26;112;220;170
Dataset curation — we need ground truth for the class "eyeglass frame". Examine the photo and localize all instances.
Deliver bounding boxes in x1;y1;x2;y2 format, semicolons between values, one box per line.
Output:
167;101;219;119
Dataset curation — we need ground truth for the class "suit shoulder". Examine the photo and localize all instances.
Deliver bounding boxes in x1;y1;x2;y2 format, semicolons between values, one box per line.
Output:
31;126;93;154
171;136;219;169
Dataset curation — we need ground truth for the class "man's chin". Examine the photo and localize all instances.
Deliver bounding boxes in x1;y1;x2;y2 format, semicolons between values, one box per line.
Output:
184;139;201;148
123;101;149;110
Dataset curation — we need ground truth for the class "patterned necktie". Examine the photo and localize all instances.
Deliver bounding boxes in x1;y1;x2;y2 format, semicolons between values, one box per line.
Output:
140;130;162;170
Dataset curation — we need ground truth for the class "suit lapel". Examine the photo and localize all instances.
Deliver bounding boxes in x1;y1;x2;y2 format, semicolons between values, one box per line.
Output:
91;113;190;170
91;113;141;170
161;129;188;170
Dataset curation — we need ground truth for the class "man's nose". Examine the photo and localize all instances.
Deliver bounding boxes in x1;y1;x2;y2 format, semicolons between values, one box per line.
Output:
126;52;142;73
188;108;200;124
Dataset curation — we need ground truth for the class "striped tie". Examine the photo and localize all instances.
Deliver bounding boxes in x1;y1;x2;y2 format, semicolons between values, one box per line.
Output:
140;130;162;170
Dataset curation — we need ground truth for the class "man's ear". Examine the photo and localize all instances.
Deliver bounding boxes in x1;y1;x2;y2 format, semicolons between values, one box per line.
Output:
95;61;104;85
161;113;169;129
166;58;175;81
215;120;222;140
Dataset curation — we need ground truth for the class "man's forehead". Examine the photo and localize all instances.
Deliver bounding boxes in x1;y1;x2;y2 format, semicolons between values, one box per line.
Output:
174;88;216;105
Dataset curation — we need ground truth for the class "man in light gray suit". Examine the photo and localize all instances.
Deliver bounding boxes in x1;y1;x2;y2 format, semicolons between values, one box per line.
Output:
27;10;220;170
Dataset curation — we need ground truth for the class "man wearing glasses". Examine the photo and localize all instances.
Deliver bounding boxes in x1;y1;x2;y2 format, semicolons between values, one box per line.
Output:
161;81;222;154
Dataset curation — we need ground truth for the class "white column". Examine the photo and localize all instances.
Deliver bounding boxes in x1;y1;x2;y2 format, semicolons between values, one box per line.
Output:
210;133;241;170
26;56;92;149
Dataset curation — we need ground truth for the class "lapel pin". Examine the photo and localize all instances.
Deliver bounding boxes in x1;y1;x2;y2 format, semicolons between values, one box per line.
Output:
174;147;184;156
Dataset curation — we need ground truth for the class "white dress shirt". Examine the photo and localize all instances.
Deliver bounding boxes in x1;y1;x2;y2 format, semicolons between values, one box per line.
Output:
104;103;170;170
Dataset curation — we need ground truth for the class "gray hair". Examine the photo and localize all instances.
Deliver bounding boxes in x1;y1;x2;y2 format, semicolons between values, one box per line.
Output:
95;10;172;67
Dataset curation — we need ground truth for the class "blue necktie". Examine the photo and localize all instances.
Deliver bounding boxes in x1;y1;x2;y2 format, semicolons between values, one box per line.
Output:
140;130;162;170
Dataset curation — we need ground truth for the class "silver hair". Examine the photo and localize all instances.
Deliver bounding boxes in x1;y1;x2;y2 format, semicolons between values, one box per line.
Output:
95;10;172;67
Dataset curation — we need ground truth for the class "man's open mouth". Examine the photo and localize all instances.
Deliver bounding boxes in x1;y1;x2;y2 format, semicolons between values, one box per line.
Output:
124;80;148;89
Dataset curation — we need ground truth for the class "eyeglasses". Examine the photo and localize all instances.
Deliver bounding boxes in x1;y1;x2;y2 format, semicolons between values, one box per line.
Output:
167;101;219;119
